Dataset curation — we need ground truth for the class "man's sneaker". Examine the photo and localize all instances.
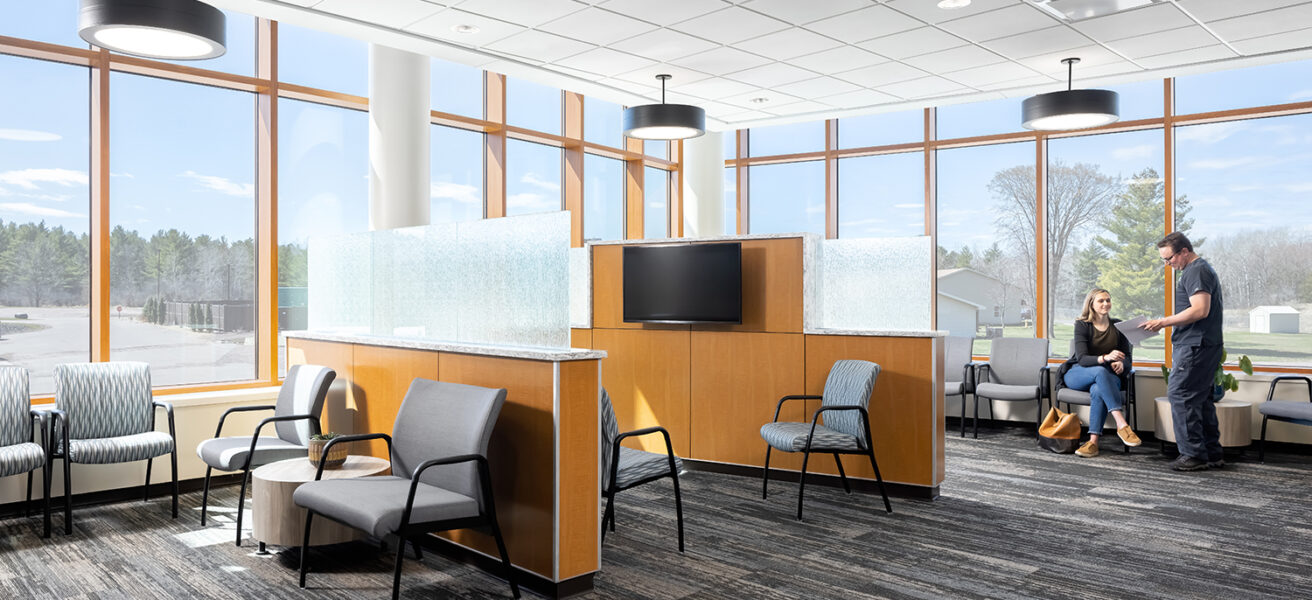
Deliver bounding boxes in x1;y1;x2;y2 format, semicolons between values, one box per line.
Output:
1208;457;1226;469
1170;455;1209;471
1075;440;1099;457
1117;426;1142;447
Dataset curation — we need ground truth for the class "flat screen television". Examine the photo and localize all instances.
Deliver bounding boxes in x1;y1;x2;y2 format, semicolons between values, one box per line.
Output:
623;242;742;324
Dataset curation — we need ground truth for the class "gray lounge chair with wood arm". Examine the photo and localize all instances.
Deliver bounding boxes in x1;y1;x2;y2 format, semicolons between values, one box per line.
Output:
1258;376;1312;462
293;378;519;600
195;363;335;546
971;338;1051;439
0;366;52;537
600;388;684;552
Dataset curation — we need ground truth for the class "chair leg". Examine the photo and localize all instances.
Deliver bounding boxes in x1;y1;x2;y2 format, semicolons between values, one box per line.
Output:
391;537;406;600
411;538;423;560
1259;415;1269;463
866;449;892;514
601;491;615;541
1034;397;1043;438
144;457;153;502
63;455;72;535
832;453;851;494
796;448;812;521
200;466;213;525
989;398;995;421
671;470;685;553
489;513;521;599
298;511;314;588
25;471;33;518
761;446;773;499
235;465;252;547
973;395;981;439
42;455;52;539
169;447;179;519
960;394;967;438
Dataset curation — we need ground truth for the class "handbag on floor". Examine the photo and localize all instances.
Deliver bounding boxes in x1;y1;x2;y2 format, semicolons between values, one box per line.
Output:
1038;406;1081;454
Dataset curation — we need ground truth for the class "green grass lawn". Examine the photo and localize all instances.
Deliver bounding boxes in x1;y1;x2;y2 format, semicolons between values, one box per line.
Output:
968;323;1310;367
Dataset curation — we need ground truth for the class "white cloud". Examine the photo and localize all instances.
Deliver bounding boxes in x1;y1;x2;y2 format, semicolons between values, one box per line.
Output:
892;203;922;209
507;192;557;213
0;202;85;218
1176;121;1247;145
111;172;135;178
1288;89;1312;102
0;129;60;142
180;170;254;197
520;172;560;192
430;181;480;205
0;168;88;190
1186;156;1262;170
1112;144;1155;161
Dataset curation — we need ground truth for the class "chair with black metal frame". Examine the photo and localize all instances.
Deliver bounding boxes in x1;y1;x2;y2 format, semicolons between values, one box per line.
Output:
292;378;519;600
0;366;53;538
1258;375;1312;462
195;363;335;546
971;338;1051;439
600;388;684;552
1053;340;1137;453
945;336;979;438
50;361;176;535
760;359;892;521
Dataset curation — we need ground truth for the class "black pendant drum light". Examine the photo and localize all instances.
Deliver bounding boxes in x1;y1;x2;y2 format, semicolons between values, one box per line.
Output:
1021;58;1118;131
623;74;706;140
79;0;227;60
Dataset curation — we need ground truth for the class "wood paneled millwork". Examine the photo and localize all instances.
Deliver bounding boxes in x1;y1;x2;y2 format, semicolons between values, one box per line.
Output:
90;48;111;362
285;339;357;441
484;72;507;219
350;345;441;458
570;328;593;349
690;331;804;470
593;328;691;457
706;238;804;334
556;359;599;580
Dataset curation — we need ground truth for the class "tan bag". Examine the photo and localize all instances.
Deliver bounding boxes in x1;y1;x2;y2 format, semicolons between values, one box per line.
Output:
1038;406;1081;453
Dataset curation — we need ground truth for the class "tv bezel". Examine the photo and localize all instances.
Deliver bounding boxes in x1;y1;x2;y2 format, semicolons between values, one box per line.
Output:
622;242;743;325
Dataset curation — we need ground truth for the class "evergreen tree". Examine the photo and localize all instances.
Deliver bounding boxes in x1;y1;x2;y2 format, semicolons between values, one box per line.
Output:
143;297;155;323
1092;168;1194;318
206;304;214;329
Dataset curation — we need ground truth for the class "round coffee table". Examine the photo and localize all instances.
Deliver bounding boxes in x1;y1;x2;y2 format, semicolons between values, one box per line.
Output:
1153;396;1252;447
251;455;390;552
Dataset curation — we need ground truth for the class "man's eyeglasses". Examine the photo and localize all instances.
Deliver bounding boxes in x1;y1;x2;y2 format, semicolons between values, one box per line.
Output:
1162;251;1178;263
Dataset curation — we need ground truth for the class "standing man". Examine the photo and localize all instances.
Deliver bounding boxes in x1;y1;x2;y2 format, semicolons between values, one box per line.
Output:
1142;232;1225;471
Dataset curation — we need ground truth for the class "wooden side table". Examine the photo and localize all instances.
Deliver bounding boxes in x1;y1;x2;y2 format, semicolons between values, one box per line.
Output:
1153;397;1252;448
251;455;390;552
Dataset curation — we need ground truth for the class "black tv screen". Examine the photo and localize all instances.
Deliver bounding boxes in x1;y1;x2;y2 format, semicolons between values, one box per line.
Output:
623;243;742;324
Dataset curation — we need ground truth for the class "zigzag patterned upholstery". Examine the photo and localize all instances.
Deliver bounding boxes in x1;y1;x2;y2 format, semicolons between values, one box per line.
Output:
760;422;863;452
614;446;684;489
65;431;175;465
0;366;44;478
599;388;685;552
54;362;171;464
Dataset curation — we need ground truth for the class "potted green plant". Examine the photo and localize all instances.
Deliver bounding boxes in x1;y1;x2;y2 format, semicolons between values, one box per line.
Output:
1159;348;1254;400
307;432;348;469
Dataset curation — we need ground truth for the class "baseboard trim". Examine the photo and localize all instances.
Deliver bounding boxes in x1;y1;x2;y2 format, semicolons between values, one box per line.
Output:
414;534;595;599
682;459;939;500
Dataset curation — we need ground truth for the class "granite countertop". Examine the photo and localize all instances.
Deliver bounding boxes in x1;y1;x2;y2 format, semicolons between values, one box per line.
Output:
804;328;948;338
587;232;820;246
284;331;607;361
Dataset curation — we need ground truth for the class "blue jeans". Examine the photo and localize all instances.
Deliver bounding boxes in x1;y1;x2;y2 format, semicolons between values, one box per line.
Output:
1063;364;1123;433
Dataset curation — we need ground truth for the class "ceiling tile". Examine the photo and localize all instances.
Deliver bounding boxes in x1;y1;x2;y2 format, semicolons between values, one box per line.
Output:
598;77;657;95
804;5;923;44
1017;44;1124;77
1071;60;1141;79
484;29;594;62
1071;3;1195;42
1135;44;1239;68
720;89;803;109
833;61;930;87
611;63;713;89
448;0;587;27
984;26;1093;59
789;46;889;74
596;0;730;26
1176;0;1306;23
902;44;1006;74
878;76;968;99
857;27;967;60
538;7;658;46
739;0;870;25
609;29;719;63
942;61;1045;88
1208;3;1312;41
719;110;772;123
315;0;443;28
1106;26;1221;59
725;62;818;87
1229;29;1312;55
821;88;901;108
734;28;843;61
773;76;862;99
670;6;790;44
938;4;1061;43
668;46;773;75
671;77;758;100
975;74;1055;91
405;8;525;46
551;47;655;76
767;100;833;116
885;0;1021;25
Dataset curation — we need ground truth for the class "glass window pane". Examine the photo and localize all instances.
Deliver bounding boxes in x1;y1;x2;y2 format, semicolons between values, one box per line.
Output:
936;142;1037;351
1176;59;1312;116
506;139;561;216
644;167;669;239
838;110;922;148
1176;115;1312;366
749;121;825;156
432;125;483;224
1110;79;1163;122
748;161;824;235
0;55;90;395
583;154;623;242
937;96;1024;140
724;166;736;235
723;130;737;161
277;22;367;97
110;73;256;387
644;139;668;159
1047;130;1165;361
278;99;369;374
0;1;85;48
837;152;923;238
160;13;256;76
585;97;623;148
431;59;483;118
507;77;560;135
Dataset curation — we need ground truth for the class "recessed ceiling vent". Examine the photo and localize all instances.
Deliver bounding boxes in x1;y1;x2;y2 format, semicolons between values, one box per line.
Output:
1029;0;1158;22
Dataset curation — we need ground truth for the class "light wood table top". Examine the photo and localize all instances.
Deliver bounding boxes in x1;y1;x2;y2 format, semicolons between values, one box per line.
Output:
252;455;391;548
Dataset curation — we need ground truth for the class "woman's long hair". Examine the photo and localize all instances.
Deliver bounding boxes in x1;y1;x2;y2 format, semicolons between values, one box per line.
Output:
1078;288;1111;323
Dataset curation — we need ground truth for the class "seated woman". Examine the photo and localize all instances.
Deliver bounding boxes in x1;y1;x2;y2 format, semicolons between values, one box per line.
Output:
1064;288;1141;457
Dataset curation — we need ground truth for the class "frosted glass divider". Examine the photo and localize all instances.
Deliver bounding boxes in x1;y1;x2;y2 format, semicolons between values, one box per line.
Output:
456;212;570;348
308;231;373;334
817;236;932;331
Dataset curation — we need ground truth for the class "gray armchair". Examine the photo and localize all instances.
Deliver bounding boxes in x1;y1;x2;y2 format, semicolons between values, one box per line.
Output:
195;363;335;546
944;336;978;438
1258;376;1312;462
971;338;1051;439
760;359;891;521
0;366;51;537
600;388;684;552
1053;339;1137;451
51;362;176;535
293;378;519;600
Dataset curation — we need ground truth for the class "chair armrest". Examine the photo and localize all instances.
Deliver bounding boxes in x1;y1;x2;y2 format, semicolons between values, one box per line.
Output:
402;454;493;529
962;362;980;392
609;426;678;493
1039;365;1052;399
214;404;276;438
28;408;48;447
48;408;68;458
314;433;393;481
248;414;324;474
152;400;175;439
1266;375;1312;403
806;405;873;452
771;394;821;423
976;363;993;385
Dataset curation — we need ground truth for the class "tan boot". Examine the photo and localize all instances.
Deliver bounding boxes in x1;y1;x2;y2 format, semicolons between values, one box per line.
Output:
1117;426;1142;447
1075;439;1099;457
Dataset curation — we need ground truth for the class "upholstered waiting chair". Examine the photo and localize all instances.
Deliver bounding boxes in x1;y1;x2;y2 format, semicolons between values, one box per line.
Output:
196;364;335;546
600;388;684;551
51;362;176;534
1053;340;1137;451
944;336;977;438
294;379;519;600
1258;376;1312;462
0;366;52;537
971;338;1051;439
760;359;892;521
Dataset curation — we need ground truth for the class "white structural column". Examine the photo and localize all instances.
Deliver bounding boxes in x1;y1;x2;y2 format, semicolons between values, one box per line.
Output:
681;130;725;238
369;44;430;230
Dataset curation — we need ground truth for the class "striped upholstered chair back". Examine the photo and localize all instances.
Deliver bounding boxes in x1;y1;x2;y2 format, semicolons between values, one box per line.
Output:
53;362;152;440
819;360;881;448
0;366;31;448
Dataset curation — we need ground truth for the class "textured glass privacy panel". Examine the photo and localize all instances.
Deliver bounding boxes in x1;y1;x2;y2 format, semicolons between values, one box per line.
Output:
456;212;570;347
819;236;931;330
308;231;372;333
569;247;591;329
378;224;460;339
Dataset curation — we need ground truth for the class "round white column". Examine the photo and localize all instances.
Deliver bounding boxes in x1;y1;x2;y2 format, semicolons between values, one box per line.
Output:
680;130;725;238
369;44;430;230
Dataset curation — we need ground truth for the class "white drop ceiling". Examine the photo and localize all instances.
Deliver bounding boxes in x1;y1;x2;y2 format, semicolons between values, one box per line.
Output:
210;0;1312;131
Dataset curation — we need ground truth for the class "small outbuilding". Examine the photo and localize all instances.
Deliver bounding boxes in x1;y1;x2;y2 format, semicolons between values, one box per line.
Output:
1249;305;1300;334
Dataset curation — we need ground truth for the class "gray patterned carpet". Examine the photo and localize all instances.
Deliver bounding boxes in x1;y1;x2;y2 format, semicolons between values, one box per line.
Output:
2;429;1309;599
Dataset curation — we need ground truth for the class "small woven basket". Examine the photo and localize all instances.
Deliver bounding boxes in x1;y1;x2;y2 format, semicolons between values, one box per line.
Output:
307;438;348;469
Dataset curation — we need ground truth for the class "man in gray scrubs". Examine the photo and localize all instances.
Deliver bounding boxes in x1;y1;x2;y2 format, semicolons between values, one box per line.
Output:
1142;232;1225;471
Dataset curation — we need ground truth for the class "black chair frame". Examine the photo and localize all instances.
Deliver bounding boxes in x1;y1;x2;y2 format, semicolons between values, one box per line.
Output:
1258;375;1312;463
1053;362;1137;452
762;395;892;521
17;409;52;538
956;360;979;438
601;424;684;552
970;363;1051;439
297;433;519;600
49;400;176;535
